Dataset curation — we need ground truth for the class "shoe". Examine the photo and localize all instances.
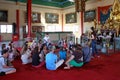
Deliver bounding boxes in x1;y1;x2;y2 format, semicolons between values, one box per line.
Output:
0;72;5;76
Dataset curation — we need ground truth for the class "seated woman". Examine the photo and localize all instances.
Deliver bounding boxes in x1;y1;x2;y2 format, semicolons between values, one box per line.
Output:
32;45;48;68
32;46;41;68
0;49;16;75
64;45;84;69
39;44;48;63
21;44;32;64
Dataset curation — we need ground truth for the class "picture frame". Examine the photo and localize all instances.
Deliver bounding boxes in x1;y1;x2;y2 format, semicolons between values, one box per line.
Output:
0;10;8;22
24;12;41;23
45;13;59;23
32;12;41;23
65;13;77;23
84;9;96;22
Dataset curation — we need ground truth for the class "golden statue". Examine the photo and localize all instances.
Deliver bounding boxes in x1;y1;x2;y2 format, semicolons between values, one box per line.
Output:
109;0;120;37
94;19;97;29
110;0;120;22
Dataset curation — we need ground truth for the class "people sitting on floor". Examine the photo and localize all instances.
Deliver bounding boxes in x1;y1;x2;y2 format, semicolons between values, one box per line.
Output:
68;39;74;50
81;33;89;47
82;44;92;63
58;47;67;61
1;44;7;51
58;38;64;48
64;45;84;69
7;43;18;62
45;46;64;70
0;49;16;75
0;44;6;56
20;44;32;64
30;40;37;51
39;44;49;64
32;46;43;68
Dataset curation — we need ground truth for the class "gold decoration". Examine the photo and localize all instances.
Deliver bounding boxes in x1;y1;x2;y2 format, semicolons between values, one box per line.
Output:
75;0;85;12
110;0;120;22
94;19;97;29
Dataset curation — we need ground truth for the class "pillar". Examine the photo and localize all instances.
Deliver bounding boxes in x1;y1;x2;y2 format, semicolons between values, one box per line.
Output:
62;14;63;31
81;11;83;34
27;0;32;41
12;1;20;41
16;10;19;38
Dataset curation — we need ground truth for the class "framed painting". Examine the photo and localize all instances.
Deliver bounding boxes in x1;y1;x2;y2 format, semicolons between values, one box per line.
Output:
0;10;8;22
24;12;41;23
45;13;59;23
65;13;77;23
32;12;41;23
84;9;96;22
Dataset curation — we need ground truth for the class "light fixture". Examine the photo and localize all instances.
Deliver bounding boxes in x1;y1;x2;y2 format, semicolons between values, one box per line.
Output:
69;0;75;2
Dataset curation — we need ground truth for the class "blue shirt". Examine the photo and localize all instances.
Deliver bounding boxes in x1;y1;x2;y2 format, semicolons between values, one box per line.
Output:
45;52;57;70
59;50;66;60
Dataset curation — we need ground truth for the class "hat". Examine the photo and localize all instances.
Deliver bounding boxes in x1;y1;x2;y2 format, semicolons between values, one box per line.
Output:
1;49;8;55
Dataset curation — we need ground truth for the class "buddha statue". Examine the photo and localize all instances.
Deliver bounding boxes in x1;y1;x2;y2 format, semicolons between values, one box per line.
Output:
110;0;120;22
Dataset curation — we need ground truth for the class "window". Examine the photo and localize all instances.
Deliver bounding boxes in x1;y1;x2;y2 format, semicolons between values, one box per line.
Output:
6;25;12;33
45;25;62;32
1;25;6;33
0;25;12;33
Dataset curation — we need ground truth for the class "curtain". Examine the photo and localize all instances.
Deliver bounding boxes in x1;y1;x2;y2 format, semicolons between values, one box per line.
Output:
98;5;111;24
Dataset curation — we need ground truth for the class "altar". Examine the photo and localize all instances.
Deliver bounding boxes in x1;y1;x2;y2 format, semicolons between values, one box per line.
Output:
97;0;120;54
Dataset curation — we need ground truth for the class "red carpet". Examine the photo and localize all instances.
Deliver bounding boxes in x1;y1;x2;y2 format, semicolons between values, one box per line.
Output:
1;52;120;80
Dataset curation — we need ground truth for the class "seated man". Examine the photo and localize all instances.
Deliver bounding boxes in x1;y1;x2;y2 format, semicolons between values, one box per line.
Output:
0;49;16;75
64;45;84;69
45;46;64;70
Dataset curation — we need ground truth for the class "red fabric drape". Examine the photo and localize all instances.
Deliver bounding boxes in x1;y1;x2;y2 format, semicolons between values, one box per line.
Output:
97;5;111;23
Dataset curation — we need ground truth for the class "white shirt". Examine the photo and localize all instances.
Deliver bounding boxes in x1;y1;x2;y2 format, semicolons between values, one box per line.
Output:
0;56;5;70
21;50;32;64
43;36;50;43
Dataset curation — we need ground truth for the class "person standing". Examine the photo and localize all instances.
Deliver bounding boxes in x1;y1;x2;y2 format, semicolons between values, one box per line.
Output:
43;33;50;44
90;27;98;57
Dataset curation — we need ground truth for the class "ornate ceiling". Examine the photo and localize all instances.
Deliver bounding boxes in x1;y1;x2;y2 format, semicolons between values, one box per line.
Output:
8;0;89;8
